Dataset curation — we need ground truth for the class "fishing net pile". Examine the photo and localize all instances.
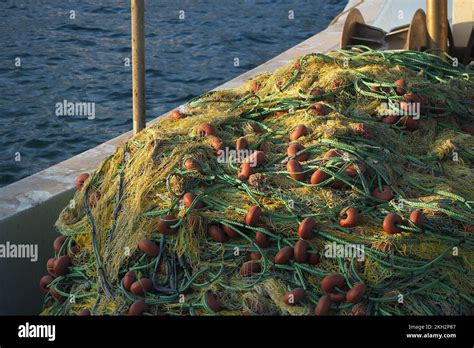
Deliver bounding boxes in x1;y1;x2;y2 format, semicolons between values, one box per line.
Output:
40;47;474;316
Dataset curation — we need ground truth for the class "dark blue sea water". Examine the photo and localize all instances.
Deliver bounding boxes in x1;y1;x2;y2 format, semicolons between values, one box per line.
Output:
0;0;345;188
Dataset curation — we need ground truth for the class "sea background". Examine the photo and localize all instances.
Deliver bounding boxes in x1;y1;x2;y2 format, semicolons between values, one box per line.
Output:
0;0;346;187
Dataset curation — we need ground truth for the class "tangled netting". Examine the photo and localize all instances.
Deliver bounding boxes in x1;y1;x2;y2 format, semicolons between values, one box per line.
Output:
41;46;474;316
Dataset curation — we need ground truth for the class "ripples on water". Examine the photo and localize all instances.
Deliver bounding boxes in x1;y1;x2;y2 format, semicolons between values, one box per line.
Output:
0;0;345;187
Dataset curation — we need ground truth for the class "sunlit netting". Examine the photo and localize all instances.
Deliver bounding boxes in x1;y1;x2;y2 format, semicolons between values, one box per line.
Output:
42;46;473;316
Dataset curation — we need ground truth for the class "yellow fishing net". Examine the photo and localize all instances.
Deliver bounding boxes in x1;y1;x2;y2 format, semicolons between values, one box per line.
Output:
42;47;473;316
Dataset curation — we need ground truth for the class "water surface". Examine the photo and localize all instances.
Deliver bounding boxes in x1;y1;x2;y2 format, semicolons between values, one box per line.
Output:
0;0;345;187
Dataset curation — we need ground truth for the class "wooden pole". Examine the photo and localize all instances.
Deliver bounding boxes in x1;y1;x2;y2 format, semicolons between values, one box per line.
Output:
426;0;448;55
131;0;146;134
